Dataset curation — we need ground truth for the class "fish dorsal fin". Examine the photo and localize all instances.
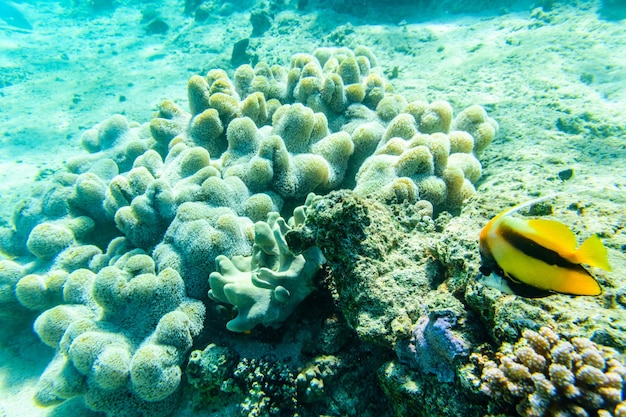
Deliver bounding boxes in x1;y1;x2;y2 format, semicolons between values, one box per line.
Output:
483;193;559;237
575;234;612;271
500;194;559;219
525;218;578;253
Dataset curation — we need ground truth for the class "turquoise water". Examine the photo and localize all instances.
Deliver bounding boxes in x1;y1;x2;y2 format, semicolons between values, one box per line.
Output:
1;1;625;416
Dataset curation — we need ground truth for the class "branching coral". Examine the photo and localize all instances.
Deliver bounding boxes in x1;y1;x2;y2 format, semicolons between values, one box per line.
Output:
186;344;298;416
475;327;626;417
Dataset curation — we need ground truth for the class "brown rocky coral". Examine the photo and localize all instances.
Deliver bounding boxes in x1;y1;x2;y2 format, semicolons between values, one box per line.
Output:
475;327;626;417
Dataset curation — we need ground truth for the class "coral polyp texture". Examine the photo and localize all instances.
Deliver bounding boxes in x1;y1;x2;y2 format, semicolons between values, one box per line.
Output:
474;327;626;417
33;254;205;416
0;46;501;416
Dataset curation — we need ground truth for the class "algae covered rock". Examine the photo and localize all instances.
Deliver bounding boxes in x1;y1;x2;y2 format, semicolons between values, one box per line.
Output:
378;360;486;417
286;190;476;350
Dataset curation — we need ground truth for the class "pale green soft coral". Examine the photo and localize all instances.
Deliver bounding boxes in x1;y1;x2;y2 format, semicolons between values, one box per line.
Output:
354;104;493;209
142;47;382;203
104;166;156;218
72;114;152;175
149;100;190;155
182;70;241;156
221;108;354;200
451;105;498;156
208;211;325;332
286;46;383;116
26;222;76;260
153;202;255;299
31;254;205;416
79;114;130;154
16;270;68;311
113;178;176;249
0;260;27;318
6;245;102;311
106;142;277;251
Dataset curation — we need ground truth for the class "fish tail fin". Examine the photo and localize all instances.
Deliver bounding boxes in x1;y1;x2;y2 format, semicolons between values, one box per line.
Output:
576;234;612;271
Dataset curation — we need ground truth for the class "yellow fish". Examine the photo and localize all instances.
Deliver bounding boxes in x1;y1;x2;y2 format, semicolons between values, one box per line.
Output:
478;195;611;297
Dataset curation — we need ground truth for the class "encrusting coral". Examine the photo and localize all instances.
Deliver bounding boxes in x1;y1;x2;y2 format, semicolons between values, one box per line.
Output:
398;309;470;383
472;326;626;417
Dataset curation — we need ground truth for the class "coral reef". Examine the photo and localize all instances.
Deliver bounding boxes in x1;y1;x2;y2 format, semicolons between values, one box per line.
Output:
0;44;496;302
0;45;503;416
471;327;626;417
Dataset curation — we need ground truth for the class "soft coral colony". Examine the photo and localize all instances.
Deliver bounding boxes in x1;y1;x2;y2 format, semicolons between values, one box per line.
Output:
1;45;616;416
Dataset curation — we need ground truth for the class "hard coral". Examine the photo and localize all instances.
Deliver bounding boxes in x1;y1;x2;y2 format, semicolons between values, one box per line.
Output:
477;327;626;417
233;356;298;417
186;344;299;417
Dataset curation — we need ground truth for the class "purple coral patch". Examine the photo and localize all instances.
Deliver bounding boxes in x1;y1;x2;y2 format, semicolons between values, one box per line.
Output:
398;310;469;382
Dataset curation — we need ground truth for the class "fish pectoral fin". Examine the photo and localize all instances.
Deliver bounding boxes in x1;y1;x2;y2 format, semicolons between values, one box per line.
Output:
576;234;612;271
476;271;551;298
504;272;522;284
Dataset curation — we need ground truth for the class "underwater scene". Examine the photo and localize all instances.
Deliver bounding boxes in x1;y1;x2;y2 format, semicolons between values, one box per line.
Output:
1;0;625;416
